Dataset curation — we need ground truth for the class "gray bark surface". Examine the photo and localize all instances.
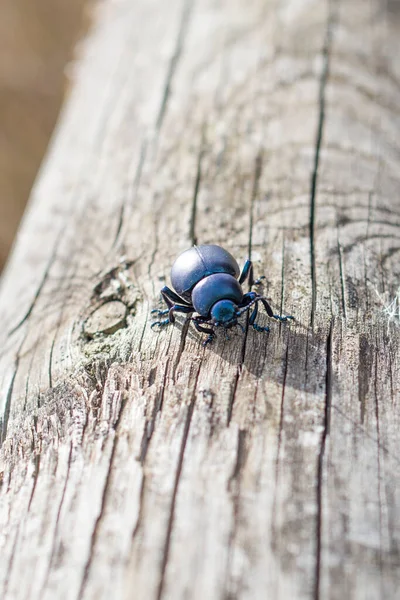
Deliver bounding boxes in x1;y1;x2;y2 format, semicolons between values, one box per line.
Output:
0;0;399;598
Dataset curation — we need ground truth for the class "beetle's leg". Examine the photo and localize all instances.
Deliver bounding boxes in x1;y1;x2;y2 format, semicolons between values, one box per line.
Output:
249;301;270;333
152;286;191;312
239;260;254;286
161;286;191;306
167;304;193;324
239;261;266;287
151;304;193;329
150;318;170;329
150;308;169;316
236;322;245;334
152;286;191;316
192;318;215;346
253;275;266;286
259;297;294;322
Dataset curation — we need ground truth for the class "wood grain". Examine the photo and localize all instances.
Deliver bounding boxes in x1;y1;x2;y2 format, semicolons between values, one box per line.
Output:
0;0;399;598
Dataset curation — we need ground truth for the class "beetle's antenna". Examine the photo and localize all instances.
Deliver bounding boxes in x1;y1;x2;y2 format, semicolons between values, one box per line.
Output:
236;296;260;316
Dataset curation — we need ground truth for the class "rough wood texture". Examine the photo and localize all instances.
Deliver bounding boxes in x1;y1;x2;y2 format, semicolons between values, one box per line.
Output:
0;0;400;598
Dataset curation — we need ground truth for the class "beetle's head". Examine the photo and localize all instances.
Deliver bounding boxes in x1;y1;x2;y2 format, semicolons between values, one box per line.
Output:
211;300;238;328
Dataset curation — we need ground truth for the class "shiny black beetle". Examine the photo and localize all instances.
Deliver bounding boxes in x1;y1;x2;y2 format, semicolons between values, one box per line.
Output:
151;244;293;345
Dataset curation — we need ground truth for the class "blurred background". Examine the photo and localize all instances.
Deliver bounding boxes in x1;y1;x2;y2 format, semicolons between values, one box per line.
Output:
0;0;89;272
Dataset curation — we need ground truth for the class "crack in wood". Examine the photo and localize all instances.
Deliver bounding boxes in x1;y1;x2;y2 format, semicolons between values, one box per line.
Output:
364;191;374;311
27;453;41;513
155;0;194;133
156;369;199;600
1;356;20;446
23;348;36;412
227;153;263;426
270;340;290;555
226;367;240;427
130;470;147;551
189;129;206;246
171;318;191;383
1;524;20;600
314;319;333;600
337;234;347;320
8;238;60;337
374;332;385;588
280;234;286;317
139;360;169;464
78;388;127;598
309;2;335;328
40;442;73;598
225;428;248;593
358;334;374;425
248;152;262;259
113;140;147;250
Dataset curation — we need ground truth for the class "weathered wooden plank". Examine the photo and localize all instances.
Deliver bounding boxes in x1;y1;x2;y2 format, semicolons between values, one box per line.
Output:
0;0;399;599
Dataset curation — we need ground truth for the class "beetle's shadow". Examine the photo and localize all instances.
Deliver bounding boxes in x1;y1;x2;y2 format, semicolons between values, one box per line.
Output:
172;317;329;396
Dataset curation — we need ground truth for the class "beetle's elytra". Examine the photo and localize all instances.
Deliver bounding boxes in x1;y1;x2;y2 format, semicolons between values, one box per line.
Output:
151;244;294;345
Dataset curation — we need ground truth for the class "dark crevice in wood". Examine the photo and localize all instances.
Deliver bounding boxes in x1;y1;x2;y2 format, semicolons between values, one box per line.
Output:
48;259;79;389
139;360;169;464
148;207;161;302
227;153;263;426
113;204;125;249
226;368;240;427
155;0;194;133
358;334;374;425
363;191;374;311
271;340;290;550
113;141;147;250
171;318;191;382
248;152;262;259
1;357;20;446
314;319;333;600
171;123;205;376
225;429;248;591
309;3;334;328
8;238;60;337
79;433;119;597
137;311;150;354
157;370;199;600
1;525;20;600
78;388;127;598
27;453;41;513
280;234;286;316
189;130;205;246
374;334;384;585
131;471;147;543
337;234;347;320
277;342;289;471
23;350;35;412
48;337;56;390
229;429;248;485
40;442;73;598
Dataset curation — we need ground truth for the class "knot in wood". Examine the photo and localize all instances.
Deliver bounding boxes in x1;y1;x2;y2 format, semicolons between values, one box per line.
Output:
83;301;127;338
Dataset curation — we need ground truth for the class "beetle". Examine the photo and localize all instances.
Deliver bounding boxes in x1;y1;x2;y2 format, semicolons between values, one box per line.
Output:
151;244;294;345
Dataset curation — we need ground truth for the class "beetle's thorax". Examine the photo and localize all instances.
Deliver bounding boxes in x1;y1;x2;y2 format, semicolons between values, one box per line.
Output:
191;273;243;317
